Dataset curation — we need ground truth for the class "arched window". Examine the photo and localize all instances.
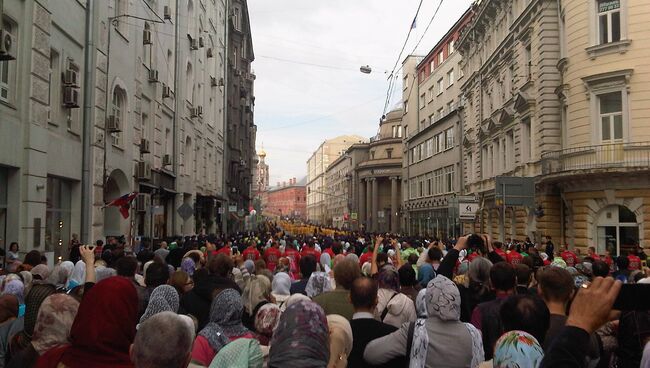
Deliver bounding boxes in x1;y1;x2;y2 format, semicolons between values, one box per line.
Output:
186;62;193;104
111;86;126;146
184;137;192;176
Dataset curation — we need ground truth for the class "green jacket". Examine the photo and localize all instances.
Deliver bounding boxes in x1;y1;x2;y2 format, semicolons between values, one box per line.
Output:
312;288;354;320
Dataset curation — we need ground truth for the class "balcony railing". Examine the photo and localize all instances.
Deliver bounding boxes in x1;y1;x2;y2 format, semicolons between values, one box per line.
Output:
541;142;650;175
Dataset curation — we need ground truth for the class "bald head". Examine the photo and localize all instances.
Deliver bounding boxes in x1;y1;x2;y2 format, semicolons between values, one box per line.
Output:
131;312;195;368
350;277;378;311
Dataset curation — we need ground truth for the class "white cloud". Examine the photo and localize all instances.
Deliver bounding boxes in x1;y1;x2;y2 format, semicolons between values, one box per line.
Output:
249;0;473;182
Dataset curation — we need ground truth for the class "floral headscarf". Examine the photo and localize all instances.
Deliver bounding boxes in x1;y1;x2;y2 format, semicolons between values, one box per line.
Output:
199;289;252;352
269;300;329;368
284;293;310;308
10;284;56;354
181;257;196;277
138;285;179;326
271;272;291;296
426;275;460;321
210;338;263;368
551;258;567;269
32;294;80;354
493;330;544;368
376;268;400;293
31;264;51;283
305;272;332;298
254;303;281;338
3;279;25;304
415;288;428;318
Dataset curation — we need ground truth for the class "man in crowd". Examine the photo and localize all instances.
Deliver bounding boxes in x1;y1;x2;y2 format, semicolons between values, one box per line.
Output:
560;245;579;267
290;255;316;295
131;312;194;368
348;277;405;368
263;240;282;273
313;258;360;319
242;240;261;261
154;241;169;262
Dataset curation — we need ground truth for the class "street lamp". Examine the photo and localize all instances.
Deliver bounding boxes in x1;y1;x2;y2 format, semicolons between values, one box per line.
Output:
359;65;372;74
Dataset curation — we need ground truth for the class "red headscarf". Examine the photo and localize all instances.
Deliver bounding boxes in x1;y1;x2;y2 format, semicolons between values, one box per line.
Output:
35;276;138;368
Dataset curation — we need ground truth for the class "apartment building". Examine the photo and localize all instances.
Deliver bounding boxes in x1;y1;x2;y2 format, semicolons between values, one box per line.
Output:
0;0;249;257
306;135;365;225
458;0;562;242
538;0;650;253
402;9;472;238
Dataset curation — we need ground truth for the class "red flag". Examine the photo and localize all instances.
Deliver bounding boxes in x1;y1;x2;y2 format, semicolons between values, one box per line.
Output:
104;192;138;219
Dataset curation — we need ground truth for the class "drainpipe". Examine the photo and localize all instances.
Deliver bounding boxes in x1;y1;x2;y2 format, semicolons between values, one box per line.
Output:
221;0;229;235
81;0;95;243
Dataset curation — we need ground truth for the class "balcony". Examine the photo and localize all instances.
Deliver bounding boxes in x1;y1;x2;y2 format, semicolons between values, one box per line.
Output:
541;142;650;176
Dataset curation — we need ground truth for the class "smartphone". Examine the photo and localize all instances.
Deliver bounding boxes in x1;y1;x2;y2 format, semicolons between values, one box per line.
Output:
612;284;650;311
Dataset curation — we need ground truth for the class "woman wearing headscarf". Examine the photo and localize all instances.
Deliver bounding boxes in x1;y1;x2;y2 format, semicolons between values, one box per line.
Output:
34;276;139;368
364;275;484;368
7;284;56;363
66;261;86;291
269;300;329;368
254;303;281;346
284;293;310;308
374;268;416;329
242;275;272;330
138;285;179;327
479;330;544;368
181;257;196;277
191;289;258;366
19;272;33;296
305;272;333;298
2;280;24;306
169;270;193;296
271;272;291;311
326;315;353;368
46;262;74;291
7;294;79;368
30;265;50;285
457;257;494;322
209;338;264;368
345;253;359;265
0;296;18;325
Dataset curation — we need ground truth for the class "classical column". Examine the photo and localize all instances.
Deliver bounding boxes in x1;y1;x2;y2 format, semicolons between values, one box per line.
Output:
358;179;366;231
366;178;372;232
390;177;398;234
371;178;379;232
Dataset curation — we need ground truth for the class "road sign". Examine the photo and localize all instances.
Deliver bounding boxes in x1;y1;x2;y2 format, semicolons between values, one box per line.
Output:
459;202;479;220
177;203;194;221
377;211;385;218
228;205;237;213
495;176;536;207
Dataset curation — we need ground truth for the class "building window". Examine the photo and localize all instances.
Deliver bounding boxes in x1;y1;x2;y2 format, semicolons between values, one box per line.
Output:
429;60;435;73
437;78;444;95
404;100;409;114
48;49;61;124
599;91;623;143
143;23;152;68
447;69;454;87
506;130;515;169
434;169;443;195
521;118;532;162
0;18;16;103
186;62;193;104
437;52;443;65
111;87;126;147
419;93;425;109
449;39;455;54
426;173;433;196
482;146;489;179
426;138;433;158
525;44;532;80
428;87;434;102
467;153;474;182
445;127;455;150
597;0;621;44
45;177;72;255
386;149;393;159
444;166;455;193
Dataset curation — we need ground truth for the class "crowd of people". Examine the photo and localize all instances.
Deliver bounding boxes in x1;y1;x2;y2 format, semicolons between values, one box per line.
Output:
0;225;647;368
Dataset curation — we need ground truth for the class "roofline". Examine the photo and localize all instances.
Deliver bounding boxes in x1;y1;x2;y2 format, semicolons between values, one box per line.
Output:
416;6;474;70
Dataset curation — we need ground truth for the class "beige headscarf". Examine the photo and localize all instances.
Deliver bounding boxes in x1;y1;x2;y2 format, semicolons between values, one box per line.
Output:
242;275;271;315
326;314;353;368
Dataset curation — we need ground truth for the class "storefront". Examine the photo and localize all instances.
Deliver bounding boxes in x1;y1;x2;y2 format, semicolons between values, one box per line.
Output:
45;176;73;260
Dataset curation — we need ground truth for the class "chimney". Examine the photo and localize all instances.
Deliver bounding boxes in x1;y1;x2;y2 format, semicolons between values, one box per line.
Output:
283;181;286;187
277;182;280;187
293;177;297;185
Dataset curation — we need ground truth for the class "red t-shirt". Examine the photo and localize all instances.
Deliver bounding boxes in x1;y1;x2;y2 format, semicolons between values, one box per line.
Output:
359;251;373;266
214;246;232;257
561;251;578;267
467;252;480;263
628;255;641;271
283;248;301;279
300;247;321;262
604;256;615;274
494;248;507;260
507;251;523;265
264;247;282;272
242;246;261;261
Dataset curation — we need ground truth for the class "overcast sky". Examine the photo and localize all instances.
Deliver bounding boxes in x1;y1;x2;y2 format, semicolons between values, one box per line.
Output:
249;0;473;185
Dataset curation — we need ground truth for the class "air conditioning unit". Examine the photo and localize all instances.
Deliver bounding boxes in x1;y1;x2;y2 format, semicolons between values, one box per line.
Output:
162;154;172;166
210;76;218;87
240;159;246;166
136;161;152;181
107;115;121;133
135;193;150;212
140;138;151;153
0;30;16;61
206;48;214;58
162;84;171;98
198;37;204;48
218;77;224;86
62;86;80;108
148;69;159;82
197;105;203;115
190;107;198;118
63;69;79;87
143;29;153;45
163;6;172;20
190;38;199;50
